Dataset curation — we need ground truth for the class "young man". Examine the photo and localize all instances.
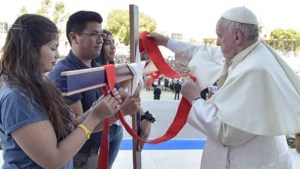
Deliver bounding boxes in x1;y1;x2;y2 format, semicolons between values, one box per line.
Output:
148;6;300;169
48;11;144;169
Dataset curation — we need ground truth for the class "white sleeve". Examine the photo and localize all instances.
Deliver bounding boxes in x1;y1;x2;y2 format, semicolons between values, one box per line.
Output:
167;39;224;89
167;39;202;66
188;98;256;146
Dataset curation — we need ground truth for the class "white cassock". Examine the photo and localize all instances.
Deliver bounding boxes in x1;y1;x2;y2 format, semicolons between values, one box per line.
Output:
167;39;300;169
289;148;300;169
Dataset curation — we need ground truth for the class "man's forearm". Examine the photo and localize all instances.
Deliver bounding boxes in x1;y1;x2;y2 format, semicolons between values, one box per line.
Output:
92;113;119;132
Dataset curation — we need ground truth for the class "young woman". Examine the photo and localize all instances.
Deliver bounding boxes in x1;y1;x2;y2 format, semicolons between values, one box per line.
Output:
0;14;121;169
94;30;153;167
94;29;124;169
97;29;116;65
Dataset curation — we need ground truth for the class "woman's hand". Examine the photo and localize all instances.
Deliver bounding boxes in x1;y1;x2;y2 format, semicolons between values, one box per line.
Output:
91;94;119;122
111;88;122;104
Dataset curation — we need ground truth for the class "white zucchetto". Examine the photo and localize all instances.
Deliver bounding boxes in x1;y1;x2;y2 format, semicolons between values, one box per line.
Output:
221;7;258;25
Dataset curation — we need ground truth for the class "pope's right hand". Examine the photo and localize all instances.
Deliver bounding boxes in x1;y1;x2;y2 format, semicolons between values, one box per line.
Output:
146;32;169;47
181;77;202;104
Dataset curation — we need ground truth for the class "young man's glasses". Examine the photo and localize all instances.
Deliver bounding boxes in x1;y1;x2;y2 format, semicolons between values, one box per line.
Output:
77;32;107;39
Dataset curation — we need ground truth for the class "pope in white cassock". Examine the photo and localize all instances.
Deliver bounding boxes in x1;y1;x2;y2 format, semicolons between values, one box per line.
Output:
147;7;300;169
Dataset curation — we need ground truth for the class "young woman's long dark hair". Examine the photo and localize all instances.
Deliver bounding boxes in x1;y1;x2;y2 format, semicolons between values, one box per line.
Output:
0;14;75;141
97;29;115;65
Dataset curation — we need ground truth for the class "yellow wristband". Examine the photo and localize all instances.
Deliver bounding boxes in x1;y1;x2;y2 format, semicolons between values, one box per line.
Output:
78;124;91;140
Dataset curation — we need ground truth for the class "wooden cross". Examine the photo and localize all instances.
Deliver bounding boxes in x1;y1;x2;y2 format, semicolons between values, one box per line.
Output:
129;5;142;169
60;5;155;169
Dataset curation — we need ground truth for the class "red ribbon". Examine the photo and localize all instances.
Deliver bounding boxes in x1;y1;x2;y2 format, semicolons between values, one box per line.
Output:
147;71;161;87
139;32;185;79
98;65;115;169
98;32;196;169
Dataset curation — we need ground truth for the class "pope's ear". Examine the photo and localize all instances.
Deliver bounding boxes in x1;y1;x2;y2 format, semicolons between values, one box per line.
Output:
234;29;243;44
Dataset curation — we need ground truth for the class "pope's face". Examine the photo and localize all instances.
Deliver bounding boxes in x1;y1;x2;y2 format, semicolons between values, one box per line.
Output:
216;18;237;60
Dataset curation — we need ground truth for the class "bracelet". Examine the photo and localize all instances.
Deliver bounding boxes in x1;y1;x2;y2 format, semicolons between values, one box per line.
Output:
78;124;91;140
192;96;202;104
141;111;156;123
193;96;202;101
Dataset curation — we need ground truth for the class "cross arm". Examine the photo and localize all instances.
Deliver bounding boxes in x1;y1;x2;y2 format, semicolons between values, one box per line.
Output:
60;61;156;96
